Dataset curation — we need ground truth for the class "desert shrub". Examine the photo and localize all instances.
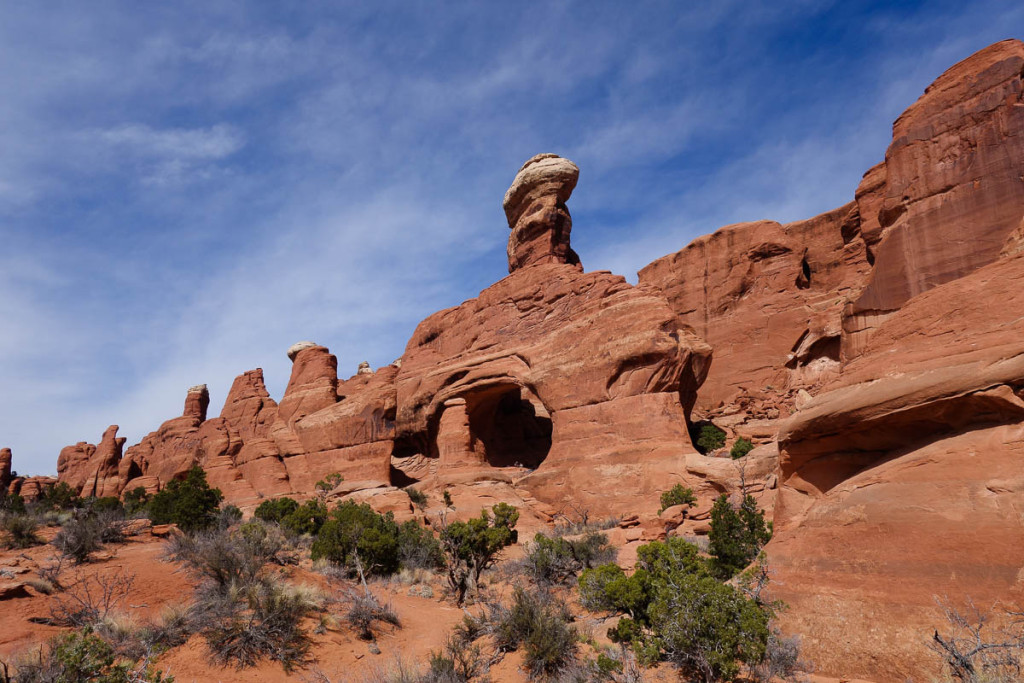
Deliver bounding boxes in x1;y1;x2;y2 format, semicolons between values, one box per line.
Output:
928;597;1024;683
37;554;67;592
167;522;288;590
255;497;300;524
138;604;192;653
2;513;41;549
551;504;620;536
53;513;105;564
659;484;697;513
9;627;171;683
439;503;519;605
405;487;428;509
750;629;810;682
35;482;83;511
311;501;402;577
0;490;26;514
281;498;328;537
315;473;344;499
87;496;124;514
122;487;151;516
578;563;650;619
398;519;443;570
708;493;772;580
442;489;453;508
147;465;223;532
694;424;726;454
192;576;316;672
346;589;401;640
649;573;770;681
730;438;754;460
524;532;615;584
493;587;577;678
577;537;770;681
51;569;136;628
216;504;243;530
426;633;487;683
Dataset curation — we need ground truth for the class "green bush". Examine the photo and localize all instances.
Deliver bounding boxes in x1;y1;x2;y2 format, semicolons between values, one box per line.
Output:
650;572;769;681
122;487;151;515
493;587;577;678
1;513;41;549
11;627;171;683
439;503;518;605
0;490;26;514
280;498;328;537
708;493;772;580
524;531;616;584
147;466;224;532
579;563;650;620
398;519;443;570
577;536;770;681
36;482;83;511
87;496;124;514
695;424;726;454
405;487;428;509
314;472;344;498
659;484;697;513
311;501;402;577
730;438;754;460
254;497;299;524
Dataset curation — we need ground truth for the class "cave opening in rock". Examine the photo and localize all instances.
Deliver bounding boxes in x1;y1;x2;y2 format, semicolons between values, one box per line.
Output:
796;252;812;289
465;385;552;469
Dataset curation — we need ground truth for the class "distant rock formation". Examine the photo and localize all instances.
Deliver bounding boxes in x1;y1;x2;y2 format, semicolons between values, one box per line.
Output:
0;448;12;490
56;425;126;499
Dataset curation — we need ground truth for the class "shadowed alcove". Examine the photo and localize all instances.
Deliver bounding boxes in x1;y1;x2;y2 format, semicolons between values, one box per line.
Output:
464;384;552;468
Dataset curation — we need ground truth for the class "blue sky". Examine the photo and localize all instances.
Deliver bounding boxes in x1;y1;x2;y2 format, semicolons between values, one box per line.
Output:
2;1;1021;475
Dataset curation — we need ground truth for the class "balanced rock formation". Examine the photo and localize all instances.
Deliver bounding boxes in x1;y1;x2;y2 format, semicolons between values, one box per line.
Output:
503;153;581;272
52;152;718;516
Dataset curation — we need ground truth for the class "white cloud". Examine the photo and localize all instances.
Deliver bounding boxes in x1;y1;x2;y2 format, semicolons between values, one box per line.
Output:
96;123;244;160
1;1;1021;476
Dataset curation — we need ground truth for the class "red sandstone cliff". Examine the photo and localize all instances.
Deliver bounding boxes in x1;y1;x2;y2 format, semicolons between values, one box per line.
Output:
636;39;1024;680
18;38;1024;681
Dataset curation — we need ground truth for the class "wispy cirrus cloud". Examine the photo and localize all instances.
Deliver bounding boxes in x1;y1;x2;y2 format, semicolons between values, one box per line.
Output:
1;0;1021;474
